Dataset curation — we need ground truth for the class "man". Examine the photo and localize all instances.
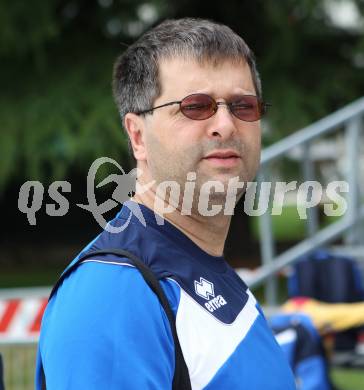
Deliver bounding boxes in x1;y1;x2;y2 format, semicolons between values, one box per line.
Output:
36;18;296;389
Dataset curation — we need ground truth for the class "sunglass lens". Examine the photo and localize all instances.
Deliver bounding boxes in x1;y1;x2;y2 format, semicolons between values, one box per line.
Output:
230;96;261;122
180;94;215;120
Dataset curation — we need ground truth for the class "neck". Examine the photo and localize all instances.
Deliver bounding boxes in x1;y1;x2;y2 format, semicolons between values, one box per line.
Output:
132;181;232;257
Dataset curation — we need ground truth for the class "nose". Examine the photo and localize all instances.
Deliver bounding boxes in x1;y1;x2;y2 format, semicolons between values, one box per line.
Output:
206;103;238;140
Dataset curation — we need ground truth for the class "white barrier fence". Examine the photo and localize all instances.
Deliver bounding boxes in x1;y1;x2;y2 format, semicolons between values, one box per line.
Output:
0;288;50;390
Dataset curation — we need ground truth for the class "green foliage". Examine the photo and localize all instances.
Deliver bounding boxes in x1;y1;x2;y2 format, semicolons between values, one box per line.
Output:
0;49;129;188
1;0;364;190
0;1;58;59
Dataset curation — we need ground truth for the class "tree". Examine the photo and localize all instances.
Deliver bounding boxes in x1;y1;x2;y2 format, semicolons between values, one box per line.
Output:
1;0;363;191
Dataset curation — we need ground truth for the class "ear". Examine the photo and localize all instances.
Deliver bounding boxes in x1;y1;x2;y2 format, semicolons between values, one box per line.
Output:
124;113;147;161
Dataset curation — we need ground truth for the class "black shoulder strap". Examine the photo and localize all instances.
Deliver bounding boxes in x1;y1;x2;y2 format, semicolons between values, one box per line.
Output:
41;248;191;390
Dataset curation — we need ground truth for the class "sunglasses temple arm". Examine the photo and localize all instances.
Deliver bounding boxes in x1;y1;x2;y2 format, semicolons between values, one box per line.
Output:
136;101;181;115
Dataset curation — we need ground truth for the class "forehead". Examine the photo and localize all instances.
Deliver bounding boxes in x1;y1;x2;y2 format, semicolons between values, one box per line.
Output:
156;57;255;101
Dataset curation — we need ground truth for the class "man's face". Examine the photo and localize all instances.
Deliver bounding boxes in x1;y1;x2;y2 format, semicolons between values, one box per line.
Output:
139;57;261;207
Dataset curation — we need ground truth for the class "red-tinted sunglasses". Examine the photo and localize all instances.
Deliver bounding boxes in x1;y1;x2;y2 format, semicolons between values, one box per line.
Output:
135;93;271;122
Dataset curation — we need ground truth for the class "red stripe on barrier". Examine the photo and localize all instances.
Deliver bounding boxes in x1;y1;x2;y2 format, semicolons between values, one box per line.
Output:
0;299;20;333
28;299;47;333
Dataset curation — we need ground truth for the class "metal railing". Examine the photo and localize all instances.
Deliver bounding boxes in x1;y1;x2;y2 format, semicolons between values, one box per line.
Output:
245;97;364;305
0;288;49;389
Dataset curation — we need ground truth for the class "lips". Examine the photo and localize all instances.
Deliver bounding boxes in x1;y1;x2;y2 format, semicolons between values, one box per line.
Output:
203;150;241;168
203;150;240;159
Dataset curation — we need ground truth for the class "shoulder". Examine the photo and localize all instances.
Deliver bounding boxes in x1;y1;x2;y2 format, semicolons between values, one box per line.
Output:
43;260;180;332
39;261;179;389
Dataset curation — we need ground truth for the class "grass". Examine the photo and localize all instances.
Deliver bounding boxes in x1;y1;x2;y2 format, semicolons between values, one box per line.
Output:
1;344;37;390
250;203;346;242
331;367;364;390
250;204;307;241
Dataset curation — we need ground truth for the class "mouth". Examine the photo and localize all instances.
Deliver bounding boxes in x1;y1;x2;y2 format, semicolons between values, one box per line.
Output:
202;150;241;168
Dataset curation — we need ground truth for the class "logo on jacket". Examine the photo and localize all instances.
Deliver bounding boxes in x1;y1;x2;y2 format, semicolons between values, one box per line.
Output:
194;277;215;299
194;277;227;313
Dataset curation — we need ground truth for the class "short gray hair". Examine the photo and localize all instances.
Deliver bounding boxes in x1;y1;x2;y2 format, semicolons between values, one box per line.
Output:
113;17;262;126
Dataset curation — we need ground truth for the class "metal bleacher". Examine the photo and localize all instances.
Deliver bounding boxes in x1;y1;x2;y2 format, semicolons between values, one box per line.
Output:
241;96;364;306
